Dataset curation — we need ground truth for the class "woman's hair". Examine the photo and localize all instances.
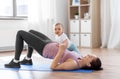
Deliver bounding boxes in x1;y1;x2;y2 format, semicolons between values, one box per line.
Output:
82;57;103;70
90;57;102;70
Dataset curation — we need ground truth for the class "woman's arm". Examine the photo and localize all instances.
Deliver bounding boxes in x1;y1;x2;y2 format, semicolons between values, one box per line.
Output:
50;44;65;69
62;39;68;48
50;44;79;70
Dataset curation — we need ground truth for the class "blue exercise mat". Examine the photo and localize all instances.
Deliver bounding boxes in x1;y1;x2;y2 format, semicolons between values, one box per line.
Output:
0;62;93;73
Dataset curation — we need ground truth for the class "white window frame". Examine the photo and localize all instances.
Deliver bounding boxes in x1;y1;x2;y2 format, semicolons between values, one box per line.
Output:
0;0;28;20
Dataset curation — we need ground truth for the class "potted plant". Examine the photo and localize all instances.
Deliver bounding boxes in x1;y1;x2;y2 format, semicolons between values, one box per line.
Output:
74;12;79;19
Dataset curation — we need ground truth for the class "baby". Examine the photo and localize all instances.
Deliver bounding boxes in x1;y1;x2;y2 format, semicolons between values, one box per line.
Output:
53;23;80;54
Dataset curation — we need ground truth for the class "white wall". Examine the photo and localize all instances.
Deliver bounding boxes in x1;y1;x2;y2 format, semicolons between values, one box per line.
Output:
46;0;68;40
55;0;68;34
0;0;68;51
0;20;28;51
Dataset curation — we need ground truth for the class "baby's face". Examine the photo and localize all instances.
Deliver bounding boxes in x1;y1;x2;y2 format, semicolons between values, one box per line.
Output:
54;25;63;36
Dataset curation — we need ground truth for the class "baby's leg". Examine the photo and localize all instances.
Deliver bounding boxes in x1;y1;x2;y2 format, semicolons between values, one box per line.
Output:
68;43;80;54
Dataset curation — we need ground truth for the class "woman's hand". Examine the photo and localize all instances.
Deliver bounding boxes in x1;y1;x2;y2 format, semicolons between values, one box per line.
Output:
56;43;59;47
58;44;66;52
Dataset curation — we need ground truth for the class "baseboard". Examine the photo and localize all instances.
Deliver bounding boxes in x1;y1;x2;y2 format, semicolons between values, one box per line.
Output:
0;45;27;52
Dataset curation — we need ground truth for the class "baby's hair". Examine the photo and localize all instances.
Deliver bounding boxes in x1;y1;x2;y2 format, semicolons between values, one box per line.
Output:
53;23;64;29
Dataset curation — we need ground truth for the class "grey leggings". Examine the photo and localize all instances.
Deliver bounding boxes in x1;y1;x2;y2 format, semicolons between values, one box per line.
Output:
14;30;52;60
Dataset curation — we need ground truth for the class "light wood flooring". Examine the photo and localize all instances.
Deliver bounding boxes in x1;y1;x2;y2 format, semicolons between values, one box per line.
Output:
0;48;120;79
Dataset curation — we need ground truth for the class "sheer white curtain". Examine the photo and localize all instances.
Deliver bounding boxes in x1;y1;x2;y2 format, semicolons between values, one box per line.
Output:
28;0;56;39
101;0;120;48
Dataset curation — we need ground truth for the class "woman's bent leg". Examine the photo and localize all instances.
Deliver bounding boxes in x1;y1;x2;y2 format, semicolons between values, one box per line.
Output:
26;45;33;58
14;30;50;60
5;30;50;68
29;30;52;41
25;30;52;58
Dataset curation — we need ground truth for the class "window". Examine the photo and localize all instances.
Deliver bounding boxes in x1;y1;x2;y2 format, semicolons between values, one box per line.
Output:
16;0;28;16
0;0;28;19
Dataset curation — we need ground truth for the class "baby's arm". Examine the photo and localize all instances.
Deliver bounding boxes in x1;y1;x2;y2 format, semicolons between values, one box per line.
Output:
59;39;68;49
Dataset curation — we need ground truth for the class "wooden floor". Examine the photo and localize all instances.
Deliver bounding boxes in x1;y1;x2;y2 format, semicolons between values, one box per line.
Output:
0;48;120;79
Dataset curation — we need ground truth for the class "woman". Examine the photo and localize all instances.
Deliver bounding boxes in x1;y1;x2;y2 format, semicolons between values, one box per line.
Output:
5;30;102;70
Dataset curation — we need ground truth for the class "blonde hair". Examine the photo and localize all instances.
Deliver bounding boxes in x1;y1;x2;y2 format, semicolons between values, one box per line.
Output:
53;23;64;29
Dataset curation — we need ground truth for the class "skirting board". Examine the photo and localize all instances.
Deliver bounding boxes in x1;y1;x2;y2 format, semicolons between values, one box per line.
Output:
0;45;27;52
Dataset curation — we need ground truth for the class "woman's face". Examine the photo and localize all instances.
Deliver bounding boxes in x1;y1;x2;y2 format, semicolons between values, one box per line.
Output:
54;25;63;36
79;54;97;67
82;55;96;62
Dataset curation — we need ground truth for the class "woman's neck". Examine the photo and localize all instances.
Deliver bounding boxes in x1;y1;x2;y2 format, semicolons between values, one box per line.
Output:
78;60;87;68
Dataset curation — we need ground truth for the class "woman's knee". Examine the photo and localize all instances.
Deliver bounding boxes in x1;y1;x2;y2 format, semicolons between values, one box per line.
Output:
29;29;34;33
17;30;26;36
